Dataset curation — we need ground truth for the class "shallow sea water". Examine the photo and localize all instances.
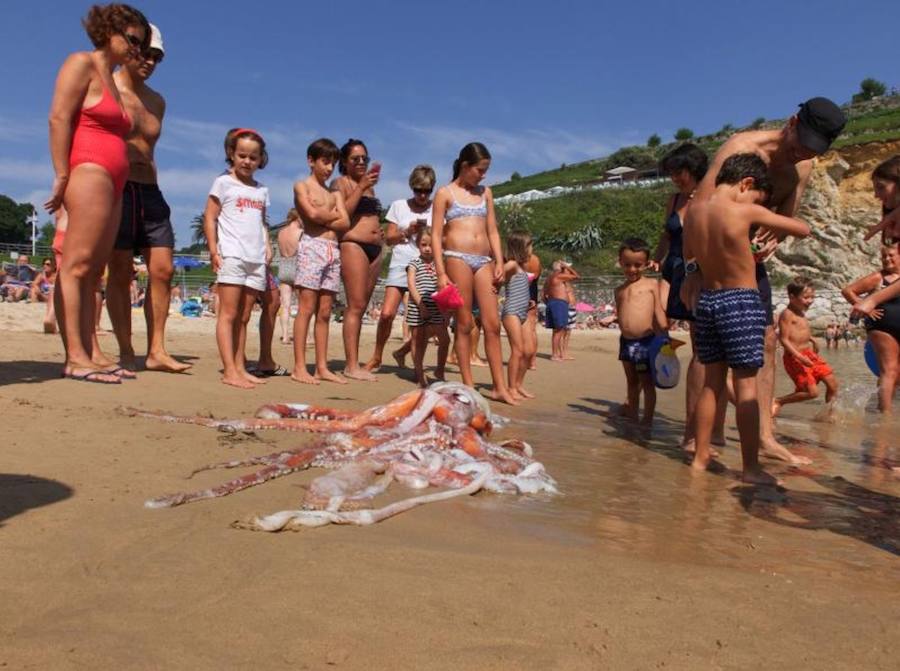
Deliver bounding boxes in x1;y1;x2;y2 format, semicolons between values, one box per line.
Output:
470;345;898;579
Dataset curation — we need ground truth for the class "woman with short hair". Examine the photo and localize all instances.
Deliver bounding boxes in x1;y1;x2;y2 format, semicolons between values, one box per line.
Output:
46;3;150;383
365;164;435;371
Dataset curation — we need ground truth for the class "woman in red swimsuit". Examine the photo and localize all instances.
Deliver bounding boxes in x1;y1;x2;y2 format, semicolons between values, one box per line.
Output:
45;4;150;384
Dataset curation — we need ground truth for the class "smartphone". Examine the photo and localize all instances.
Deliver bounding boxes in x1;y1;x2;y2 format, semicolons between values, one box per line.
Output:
369;161;382;176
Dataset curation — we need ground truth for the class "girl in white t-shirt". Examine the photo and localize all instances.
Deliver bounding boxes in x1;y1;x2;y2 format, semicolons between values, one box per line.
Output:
365;165;435;372
203;128;273;389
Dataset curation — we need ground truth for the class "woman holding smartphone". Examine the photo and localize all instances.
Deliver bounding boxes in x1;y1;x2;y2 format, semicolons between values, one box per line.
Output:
366;165;436;372
331;139;384;381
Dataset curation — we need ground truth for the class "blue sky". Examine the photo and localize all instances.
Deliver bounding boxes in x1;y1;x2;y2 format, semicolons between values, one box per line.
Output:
1;0;896;246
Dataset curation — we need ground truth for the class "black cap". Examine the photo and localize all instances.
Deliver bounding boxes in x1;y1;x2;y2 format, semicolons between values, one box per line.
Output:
796;97;847;154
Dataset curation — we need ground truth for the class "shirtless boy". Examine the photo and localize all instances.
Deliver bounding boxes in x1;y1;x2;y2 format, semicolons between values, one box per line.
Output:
543;260;579;361
683;153;810;484
614;238;667;425
106;25;189;374
290;139;350;385
773;277;837;418
686;96;845;465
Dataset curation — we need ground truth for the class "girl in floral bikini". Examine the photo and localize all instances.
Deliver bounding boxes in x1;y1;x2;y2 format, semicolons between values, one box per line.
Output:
432;143;517;405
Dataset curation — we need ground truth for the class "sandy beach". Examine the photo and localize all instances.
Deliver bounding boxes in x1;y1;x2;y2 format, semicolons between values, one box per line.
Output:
1;302;897;670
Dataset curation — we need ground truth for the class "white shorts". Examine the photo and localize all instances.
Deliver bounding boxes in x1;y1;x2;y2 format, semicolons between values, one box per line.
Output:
217;256;267;292
385;264;408;289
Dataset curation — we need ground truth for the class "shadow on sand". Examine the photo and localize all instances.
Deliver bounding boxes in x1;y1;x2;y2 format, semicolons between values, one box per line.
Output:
0;473;73;527
569;396;899;556
0;360;65;386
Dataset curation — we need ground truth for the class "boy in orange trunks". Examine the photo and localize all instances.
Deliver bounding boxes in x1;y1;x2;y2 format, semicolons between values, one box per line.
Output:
772;277;838;418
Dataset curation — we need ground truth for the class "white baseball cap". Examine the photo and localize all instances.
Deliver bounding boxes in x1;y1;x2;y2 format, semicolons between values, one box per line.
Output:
149;23;164;54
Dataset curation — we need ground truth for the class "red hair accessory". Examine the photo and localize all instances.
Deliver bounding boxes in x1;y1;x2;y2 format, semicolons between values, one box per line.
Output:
233;128;263;140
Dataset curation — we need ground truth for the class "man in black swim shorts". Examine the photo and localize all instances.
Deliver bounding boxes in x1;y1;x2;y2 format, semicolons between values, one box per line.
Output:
107;25;191;373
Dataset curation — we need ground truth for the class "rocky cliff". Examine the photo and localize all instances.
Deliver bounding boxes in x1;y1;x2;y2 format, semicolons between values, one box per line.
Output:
771;140;900;288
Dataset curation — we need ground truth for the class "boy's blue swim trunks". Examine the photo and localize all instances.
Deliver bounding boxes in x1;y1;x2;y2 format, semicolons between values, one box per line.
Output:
695;288;765;369
618;333;655;373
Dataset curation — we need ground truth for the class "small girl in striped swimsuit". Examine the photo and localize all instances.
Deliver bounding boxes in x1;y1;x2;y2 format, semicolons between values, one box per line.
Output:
501;231;537;400
406;228;450;387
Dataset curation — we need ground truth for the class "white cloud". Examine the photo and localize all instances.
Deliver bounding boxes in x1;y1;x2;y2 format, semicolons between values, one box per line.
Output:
0;116;45;144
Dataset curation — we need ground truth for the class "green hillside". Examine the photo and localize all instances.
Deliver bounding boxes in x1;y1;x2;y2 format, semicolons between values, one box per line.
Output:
494;95;900;274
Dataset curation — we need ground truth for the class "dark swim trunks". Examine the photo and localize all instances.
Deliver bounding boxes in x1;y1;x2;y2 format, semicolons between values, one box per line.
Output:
695;288;766;369
618;333;655;372
545;298;569;330
115;181;175;252
755;263;774;326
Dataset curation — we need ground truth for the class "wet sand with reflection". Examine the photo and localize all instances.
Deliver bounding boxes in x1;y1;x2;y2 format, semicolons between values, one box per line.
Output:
0;315;896;669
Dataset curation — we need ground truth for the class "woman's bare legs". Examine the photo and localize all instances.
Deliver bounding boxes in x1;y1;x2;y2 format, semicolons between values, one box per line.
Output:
525;306;538;370
278;280;294;344
57;164;120;382
237;289;265;385
256;284;280;372
870;331;899;413
340;243;381;381
366;285;408;370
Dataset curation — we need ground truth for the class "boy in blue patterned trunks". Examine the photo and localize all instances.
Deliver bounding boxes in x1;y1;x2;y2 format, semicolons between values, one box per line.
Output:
682;154;810;484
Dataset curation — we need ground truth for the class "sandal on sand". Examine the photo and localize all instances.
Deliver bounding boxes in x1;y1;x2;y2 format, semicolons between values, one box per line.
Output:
253;365;291;377
104;366;137;380
65;370;122;385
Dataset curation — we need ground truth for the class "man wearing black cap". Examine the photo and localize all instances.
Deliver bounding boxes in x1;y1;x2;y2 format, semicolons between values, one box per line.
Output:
107;24;191;374
685;96;846;466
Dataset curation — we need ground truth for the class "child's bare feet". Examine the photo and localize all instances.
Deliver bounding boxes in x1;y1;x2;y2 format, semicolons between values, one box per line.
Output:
317;368;348;384
391;350;406;368
691;453;713;472
222;373;255;389
343;367;377;382
681;439;720;458
471;357;488;367
550;356;564;362
517;386;535;399
291;368;320;385
432;368;446;381
243;370;266;384
490;388;520;406
364;357;381;372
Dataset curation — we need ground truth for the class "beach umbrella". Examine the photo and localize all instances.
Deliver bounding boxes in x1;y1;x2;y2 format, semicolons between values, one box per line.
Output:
172;256;207;297
574;302;595;313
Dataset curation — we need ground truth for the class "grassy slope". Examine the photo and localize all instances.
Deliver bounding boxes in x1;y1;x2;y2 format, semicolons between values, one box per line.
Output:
495;100;900;273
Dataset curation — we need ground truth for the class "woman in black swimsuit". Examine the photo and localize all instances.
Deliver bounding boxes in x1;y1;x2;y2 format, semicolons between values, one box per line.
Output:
331;139;384;381
652;144;725;449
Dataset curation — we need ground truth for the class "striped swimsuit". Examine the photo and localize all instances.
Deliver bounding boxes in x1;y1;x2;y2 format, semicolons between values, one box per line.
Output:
502;270;530;322
406;257;444;326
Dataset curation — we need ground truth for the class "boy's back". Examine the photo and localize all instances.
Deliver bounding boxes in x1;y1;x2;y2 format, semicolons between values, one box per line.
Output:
684;195;759;291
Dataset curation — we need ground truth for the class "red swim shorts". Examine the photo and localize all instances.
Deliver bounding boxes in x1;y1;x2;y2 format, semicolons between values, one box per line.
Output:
783;349;833;391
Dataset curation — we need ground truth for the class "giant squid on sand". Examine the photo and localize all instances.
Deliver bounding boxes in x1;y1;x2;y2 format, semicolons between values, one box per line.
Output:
122;382;557;531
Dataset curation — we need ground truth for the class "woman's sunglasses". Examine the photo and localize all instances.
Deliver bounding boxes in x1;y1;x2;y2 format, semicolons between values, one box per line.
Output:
413;188;433;195
349;156;370;165
122;31;143;48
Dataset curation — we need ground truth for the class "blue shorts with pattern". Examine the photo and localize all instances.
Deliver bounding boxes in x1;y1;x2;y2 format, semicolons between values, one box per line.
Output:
618;333;655;373
695;288;765;369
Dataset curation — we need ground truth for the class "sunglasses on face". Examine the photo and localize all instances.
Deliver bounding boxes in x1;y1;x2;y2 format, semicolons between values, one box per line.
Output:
122;31;143;48
349;156;370;165
413;188;432;195
143;48;164;64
